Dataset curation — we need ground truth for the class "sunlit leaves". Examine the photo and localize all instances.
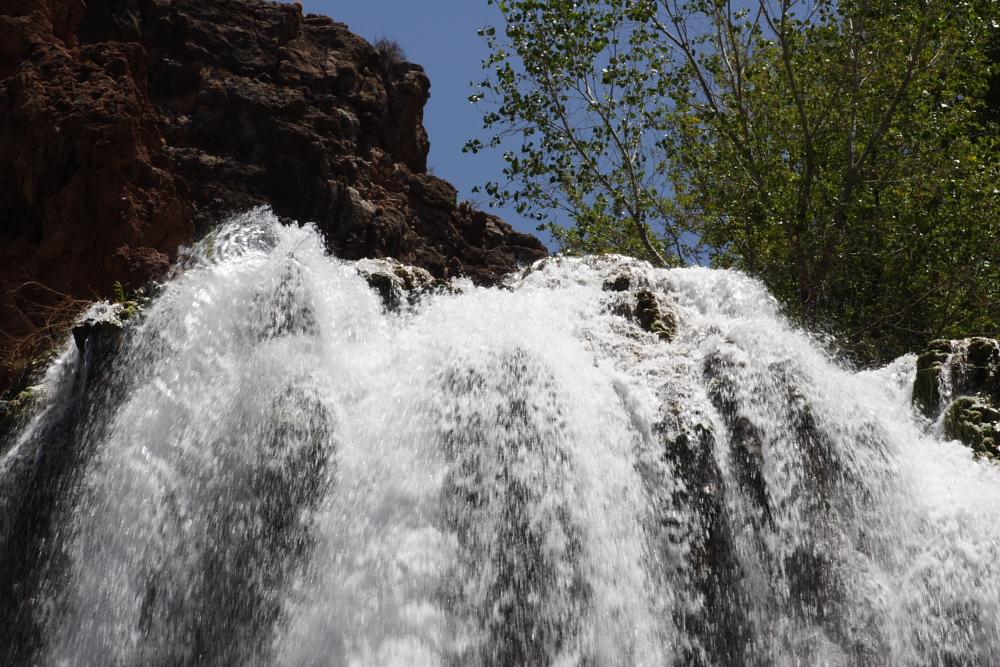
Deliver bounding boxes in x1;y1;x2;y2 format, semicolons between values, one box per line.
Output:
465;0;688;265
469;0;1000;360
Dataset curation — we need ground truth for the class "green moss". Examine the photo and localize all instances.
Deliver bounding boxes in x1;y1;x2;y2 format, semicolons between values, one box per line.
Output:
362;262;456;311
966;337;997;368
0;386;44;435
634;289;677;342
943;396;1000;459
393;266;416;291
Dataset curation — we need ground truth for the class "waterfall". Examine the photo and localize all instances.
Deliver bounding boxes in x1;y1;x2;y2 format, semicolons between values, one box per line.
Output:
2;208;998;666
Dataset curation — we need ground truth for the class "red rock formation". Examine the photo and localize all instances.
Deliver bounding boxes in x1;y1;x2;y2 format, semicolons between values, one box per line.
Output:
0;0;85;78
0;0;547;390
0;0;193;387
76;0;547;283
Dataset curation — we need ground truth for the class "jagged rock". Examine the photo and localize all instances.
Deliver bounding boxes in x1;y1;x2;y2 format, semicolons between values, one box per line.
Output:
75;0;547;284
0;0;85;79
600;279;678;341
409;173;457;209
71;316;124;355
356;258;452;311
602;275;630;292
0;0;193;390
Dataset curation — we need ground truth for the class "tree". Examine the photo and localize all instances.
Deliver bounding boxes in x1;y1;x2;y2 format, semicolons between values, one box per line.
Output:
466;0;697;266
469;0;1000;361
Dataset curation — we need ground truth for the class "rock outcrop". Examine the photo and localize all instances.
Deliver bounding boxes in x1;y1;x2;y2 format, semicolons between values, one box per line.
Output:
74;0;546;280
0;0;548;390
914;337;1000;459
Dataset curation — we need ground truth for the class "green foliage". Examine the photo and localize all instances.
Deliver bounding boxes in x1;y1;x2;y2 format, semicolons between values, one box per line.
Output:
112;280;127;305
471;0;1000;361
466;0;691;265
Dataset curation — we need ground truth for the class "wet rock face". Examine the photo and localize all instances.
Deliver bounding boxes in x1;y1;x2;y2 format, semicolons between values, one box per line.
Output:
76;0;548;283
944;397;1000;459
914;338;1000;458
913;339;953;418
634;289;677;342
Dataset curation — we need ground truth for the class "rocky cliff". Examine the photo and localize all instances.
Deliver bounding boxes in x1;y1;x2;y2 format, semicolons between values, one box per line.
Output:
0;0;548;389
0;0;193;387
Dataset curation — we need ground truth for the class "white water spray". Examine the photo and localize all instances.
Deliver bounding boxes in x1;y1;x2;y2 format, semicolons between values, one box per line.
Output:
1;208;998;666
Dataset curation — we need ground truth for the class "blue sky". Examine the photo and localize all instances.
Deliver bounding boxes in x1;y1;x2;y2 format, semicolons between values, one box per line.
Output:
300;1;552;247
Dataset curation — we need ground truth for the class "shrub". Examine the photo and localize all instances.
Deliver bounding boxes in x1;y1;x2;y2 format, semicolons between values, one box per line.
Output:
373;36;406;69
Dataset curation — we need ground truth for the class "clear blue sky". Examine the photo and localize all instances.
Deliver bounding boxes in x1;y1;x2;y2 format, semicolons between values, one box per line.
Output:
300;1;552;247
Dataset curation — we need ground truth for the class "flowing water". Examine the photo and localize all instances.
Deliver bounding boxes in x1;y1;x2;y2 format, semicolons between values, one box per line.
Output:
1;209;999;666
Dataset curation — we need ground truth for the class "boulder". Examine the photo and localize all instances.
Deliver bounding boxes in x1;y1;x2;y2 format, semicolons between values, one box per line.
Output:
943;396;1000;460
356;258;453;311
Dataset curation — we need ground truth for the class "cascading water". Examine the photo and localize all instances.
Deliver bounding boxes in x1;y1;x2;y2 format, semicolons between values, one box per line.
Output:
2;208;999;666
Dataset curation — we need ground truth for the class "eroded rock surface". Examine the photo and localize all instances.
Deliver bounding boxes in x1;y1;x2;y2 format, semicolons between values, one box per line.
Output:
0;0;193;390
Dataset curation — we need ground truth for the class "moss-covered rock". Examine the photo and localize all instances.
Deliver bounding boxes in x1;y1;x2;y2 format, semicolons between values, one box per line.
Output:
914;337;1000;457
118;302;140;321
965;337;998;367
363;272;401;311
943;396;1000;459
914;337;1000;413
634;289;677;342
601;275;631;292
72;290;152;355
357;259;455;311
913;339;952;417
0;386;44;436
